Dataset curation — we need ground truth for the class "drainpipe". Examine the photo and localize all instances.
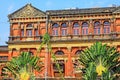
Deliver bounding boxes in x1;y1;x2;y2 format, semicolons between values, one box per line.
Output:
45;12;49;80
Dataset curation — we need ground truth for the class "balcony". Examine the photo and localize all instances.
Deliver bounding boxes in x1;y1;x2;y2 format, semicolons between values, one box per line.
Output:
8;32;120;43
8;36;42;43
50;32;119;42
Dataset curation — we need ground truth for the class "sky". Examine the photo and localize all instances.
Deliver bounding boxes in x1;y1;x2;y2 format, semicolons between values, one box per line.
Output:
0;0;120;45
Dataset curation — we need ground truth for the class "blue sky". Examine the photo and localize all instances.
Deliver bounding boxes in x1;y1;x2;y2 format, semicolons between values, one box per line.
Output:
0;0;120;45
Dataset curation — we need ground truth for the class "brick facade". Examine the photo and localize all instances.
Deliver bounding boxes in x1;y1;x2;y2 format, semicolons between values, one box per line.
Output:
0;4;120;79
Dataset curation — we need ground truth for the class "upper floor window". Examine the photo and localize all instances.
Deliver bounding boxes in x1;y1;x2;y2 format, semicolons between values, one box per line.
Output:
55;50;64;55
27;24;33;28
73;22;79;35
52;23;59;28
35;29;39;36
82;22;88;35
61;23;67;28
52;23;59;36
26;24;33;37
61;23;67;36
104;21;110;34
94;21;100;34
21;29;24;37
27;29;32;37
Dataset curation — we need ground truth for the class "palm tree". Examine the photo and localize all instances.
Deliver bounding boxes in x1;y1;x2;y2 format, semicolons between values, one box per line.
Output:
4;52;43;80
79;42;120;80
83;62;97;80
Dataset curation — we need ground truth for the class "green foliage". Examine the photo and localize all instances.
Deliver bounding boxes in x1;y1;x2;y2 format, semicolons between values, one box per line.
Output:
39;33;50;50
84;63;97;80
101;70;114;80
43;33;50;44
79;42;120;79
5;52;42;79
52;54;65;80
40;33;65;80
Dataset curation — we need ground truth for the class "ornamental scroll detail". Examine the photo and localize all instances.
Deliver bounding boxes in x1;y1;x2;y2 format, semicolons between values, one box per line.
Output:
9;4;45;18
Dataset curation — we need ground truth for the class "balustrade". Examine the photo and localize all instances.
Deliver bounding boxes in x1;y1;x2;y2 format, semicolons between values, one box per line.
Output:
8;32;120;42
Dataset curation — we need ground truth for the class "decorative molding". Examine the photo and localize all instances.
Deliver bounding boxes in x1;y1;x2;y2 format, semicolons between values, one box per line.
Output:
9;4;45;19
67;47;71;52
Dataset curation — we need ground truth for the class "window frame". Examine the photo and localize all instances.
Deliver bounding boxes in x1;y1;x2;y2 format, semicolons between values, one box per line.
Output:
55;50;64;55
82;22;89;35
35;29;39;36
75;50;83;55
73;22;80;35
94;21;101;34
103;21;110;34
21;29;24;37
26;24;33;37
52;23;59;36
61;23;67;36
27;29;32;37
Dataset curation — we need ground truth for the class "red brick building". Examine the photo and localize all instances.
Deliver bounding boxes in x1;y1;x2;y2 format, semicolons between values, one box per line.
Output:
0;3;120;79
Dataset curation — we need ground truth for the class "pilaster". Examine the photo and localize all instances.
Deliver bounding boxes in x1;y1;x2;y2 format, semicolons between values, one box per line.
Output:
8;48;12;60
24;23;26;36
16;48;20;56
66;47;74;77
10;23;13;36
101;20;104;34
89;19;93;34
110;18;114;32
18;22;21;36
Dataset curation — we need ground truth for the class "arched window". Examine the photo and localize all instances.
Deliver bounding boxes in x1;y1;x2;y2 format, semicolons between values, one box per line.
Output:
52;23;59;36
73;22;79;35
53;51;65;75
94;21;100;34
61;23;67;36
103;21;110;34
82;22;88;35
27;24;33;28
26;24;33;37
55;50;64;55
21;29;24;37
35;29;39;36
75;50;83;55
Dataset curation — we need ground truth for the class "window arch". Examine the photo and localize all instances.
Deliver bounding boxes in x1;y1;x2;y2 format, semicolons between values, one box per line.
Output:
73;22;79;35
52;23;59;36
27;24;33;28
61;23;67;28
103;21;110;34
82;22;88;35
61;23;67;36
55;50;64;55
75;50;83;55
26;24;33;37
52;23;59;28
94;21;100;34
